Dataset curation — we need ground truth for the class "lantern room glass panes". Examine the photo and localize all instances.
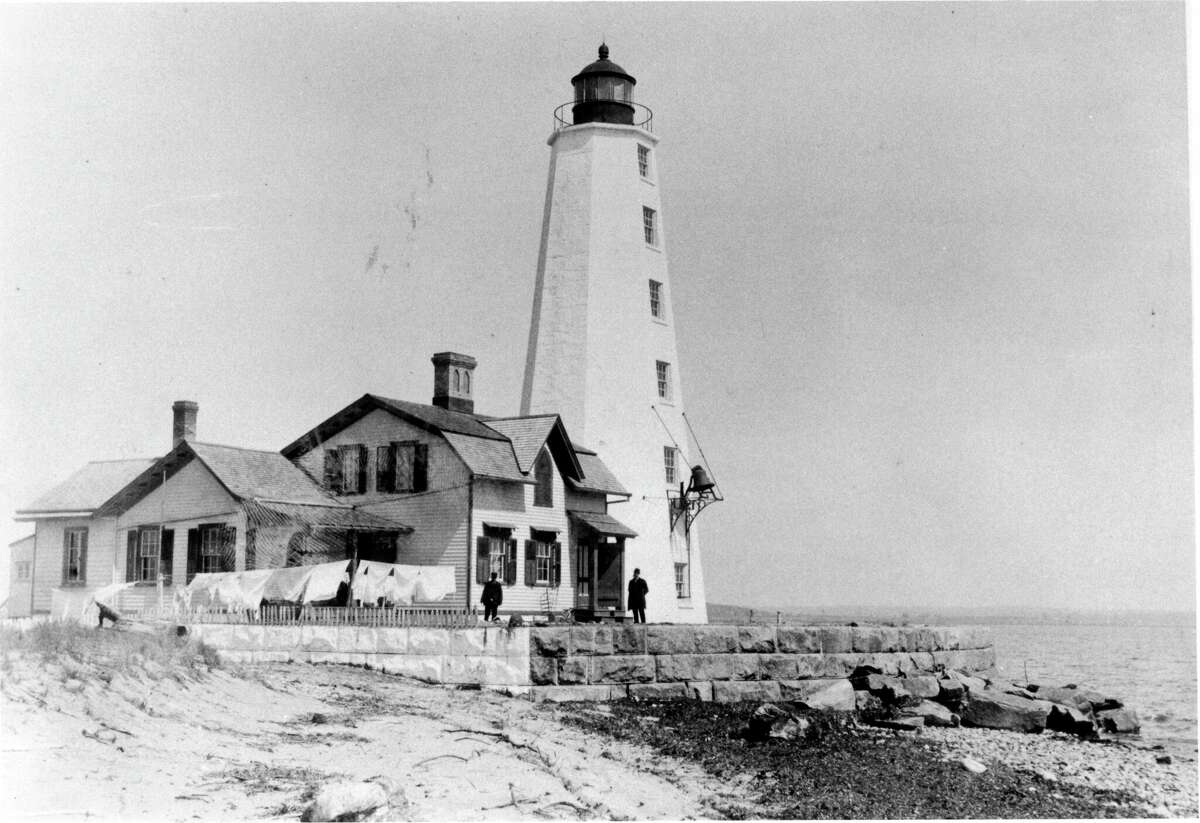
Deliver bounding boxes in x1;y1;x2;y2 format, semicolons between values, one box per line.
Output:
574;75;634;103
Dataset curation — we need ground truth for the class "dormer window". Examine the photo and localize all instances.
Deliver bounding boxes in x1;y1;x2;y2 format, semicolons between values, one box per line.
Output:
533;449;553;507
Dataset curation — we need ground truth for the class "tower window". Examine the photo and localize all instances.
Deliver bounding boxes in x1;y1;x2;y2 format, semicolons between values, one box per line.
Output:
656;360;672;400
649;280;663;318
675;562;690;598
643;207;658;246
637;144;650;178
663;446;678;485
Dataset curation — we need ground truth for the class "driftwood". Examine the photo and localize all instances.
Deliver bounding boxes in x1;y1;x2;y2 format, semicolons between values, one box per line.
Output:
444;728;540;754
414;753;469;769
482;783;529;811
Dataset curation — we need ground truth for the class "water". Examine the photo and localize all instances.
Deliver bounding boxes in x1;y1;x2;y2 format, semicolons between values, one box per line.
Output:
990;621;1197;760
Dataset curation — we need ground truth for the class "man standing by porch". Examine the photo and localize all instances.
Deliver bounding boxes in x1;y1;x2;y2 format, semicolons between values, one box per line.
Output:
481;572;503;622
628;569;648;624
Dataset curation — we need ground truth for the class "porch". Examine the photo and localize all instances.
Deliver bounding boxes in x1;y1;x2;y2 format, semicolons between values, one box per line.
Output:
568;511;637;622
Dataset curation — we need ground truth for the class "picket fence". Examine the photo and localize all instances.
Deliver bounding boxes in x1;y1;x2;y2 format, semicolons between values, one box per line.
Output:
121;604;478;628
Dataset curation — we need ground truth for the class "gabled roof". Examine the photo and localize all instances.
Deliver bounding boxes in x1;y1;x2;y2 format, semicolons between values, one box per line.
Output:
442;433;530;484
280;393;504;459
483;416;559;473
95;440;339;517
484;415;583;481
17;459;157;517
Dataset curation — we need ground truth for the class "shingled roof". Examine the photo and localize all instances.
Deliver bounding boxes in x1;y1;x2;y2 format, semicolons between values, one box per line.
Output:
17;459;157;517
441;433;530;484
279;393;623;497
95;440;339;517
280;393;505;459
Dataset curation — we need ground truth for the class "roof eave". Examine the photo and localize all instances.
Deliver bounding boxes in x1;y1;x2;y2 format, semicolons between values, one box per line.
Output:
14;509;96;521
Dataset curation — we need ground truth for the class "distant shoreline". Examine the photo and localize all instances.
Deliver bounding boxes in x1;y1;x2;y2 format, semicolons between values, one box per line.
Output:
708;603;1196;628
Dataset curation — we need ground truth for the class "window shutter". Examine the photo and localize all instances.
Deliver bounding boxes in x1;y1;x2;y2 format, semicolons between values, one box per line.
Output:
186;528;201;582
524;540;536;587
220;526;237;572
504;539;517;585
126;530;138;583
376;445;394;493
324;449;342;492
475;536;489;584
61;530;70;584
552;542;562;587
413;443;428;492
356;444;368;493
245;529;256;570
160;529;174;586
78;530;88;584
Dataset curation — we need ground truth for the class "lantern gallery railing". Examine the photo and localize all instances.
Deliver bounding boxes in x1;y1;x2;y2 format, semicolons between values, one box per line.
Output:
553;101;654;133
121;604;478;628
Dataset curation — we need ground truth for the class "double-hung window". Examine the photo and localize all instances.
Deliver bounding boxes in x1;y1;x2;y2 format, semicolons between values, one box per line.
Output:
525;529;561;587
643;206;658;246
637;144;650;178
476;526;516;585
649;280;663;319
656;360;672;400
663;446;678;485
139;528;160;582
62;527;88;585
324;445;368;494
376;441;428;493
15;561;31;581
127;526;175;584
200;525;224;574
675;562;689;598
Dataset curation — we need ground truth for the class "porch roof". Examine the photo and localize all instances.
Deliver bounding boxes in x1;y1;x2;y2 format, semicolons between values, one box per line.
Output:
243;500;412;532
568;510;638;538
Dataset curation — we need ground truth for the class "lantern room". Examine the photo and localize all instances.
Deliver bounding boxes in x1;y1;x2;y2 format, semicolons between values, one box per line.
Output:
571;43;637;126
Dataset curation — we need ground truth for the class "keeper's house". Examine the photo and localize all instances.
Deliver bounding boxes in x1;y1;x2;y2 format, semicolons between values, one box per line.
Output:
14;353;636;618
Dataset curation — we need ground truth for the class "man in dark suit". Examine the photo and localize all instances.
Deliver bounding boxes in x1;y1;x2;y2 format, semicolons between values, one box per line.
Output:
481;571;503;622
628;568;648;624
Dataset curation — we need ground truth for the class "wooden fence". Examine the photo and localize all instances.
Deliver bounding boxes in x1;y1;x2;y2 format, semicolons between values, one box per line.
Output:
120;604;478;628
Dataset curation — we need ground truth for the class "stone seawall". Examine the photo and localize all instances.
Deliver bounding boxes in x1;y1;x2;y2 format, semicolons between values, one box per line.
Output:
187;624;533;687
185;623;994;703
525;624;994;703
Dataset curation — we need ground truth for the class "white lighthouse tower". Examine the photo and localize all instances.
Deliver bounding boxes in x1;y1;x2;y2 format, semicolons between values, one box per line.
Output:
521;45;711;624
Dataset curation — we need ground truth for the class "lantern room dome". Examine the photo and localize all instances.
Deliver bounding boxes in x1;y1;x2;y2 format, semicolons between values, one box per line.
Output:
570;43;638;127
570;43;636;87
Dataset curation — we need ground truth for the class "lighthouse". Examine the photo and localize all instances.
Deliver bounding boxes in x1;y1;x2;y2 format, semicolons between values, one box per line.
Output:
521;45;710;624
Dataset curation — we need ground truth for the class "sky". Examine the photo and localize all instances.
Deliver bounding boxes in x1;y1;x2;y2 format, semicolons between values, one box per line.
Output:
0;2;1192;613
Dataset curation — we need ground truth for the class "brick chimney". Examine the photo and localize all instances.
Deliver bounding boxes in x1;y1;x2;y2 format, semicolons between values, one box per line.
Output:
431;352;476;414
172;400;198;447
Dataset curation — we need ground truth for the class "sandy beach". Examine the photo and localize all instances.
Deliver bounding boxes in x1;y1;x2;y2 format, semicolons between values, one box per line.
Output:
2;625;1195;820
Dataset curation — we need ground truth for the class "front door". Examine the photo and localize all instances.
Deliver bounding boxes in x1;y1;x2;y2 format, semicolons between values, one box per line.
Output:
575;541;592;611
595;539;624;612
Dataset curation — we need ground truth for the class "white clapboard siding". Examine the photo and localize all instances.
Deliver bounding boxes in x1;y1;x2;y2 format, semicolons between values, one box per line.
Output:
31;516;118;613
